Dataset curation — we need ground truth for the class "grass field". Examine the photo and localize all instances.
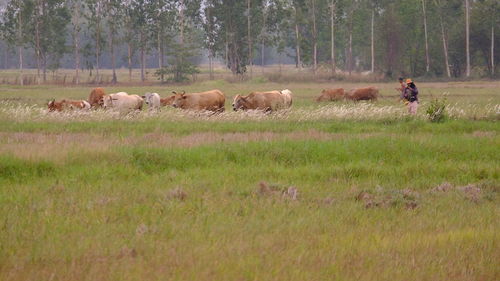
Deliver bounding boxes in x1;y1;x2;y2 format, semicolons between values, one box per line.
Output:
0;80;499;280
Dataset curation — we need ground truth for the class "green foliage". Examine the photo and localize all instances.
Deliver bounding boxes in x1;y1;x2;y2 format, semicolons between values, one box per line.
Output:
154;42;201;83
426;97;448;123
0;155;55;181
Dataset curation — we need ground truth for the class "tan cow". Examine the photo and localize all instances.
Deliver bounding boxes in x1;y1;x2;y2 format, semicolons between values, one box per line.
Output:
88;87;106;108
47;99;91;112
171;90;225;112
316;88;345;102
232;90;288;112
102;92;143;112
346;87;379;101
160;95;175;107
280;89;293;108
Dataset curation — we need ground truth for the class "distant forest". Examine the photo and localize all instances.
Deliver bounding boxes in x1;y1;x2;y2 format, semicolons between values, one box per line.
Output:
0;0;499;83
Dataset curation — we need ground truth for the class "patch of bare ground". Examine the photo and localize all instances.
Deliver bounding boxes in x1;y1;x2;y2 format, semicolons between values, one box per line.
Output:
471;130;496;138
256;181;298;201
0;132;117;162
417;82;500;89
0;130;383;160
355;188;420;210
164;187;188;201
431;182;498;202
137;130;381;148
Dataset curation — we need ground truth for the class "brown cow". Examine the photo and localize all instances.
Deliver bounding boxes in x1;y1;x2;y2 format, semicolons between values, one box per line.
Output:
47;99;91;112
88;87;106;108
346;87;379;101
160;96;175;107
316;88;345;102
232;91;287;112
171;90;225;112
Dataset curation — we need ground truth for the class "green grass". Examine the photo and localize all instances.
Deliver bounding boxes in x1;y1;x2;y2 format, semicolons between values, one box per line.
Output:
0;81;499;280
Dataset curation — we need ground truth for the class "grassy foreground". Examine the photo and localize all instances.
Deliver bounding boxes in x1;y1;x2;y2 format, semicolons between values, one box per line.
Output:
0;81;499;280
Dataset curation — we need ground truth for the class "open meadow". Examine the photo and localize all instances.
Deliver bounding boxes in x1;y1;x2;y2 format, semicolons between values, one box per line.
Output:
0;79;499;280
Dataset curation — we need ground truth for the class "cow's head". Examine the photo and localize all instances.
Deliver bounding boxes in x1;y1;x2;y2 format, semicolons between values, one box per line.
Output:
171;91;186;108
102;95;114;109
47;99;62;112
160;95;175;106
232;95;248;111
142;92;152;105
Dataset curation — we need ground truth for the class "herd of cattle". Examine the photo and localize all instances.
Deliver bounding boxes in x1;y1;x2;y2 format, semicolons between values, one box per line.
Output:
47;86;380;113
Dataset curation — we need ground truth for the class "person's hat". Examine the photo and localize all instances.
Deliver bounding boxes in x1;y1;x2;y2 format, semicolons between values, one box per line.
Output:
406;78;413;84
398;77;404;82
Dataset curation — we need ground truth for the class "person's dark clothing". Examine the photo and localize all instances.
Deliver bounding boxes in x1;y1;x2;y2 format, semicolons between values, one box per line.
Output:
404;83;419;102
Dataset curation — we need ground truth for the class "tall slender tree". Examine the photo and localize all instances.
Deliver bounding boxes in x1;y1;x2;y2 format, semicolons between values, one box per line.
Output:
203;0;218;80
330;0;336;74
1;0;33;85
421;0;430;73
434;0;451;77
465;0;470;77
105;0;122;84
68;0;82;84
85;0;106;82
309;0;317;74
31;0;70;82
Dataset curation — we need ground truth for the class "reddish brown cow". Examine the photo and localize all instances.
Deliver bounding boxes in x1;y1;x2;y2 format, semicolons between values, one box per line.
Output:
171;90;225;112
88;88;106;108
316;88;345;102
232;91;286;112
346;87;379;101
47;99;91;112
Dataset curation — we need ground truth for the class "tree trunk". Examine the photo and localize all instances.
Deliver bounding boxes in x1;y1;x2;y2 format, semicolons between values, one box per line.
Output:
261;6;266;74
35;1;41;84
42;54;47;82
96;21;100;83
157;27;163;82
73;3;80;84
295;22;301;69
492;24;495;76
225;29;229;65
3;44;7;69
247;0;252;77
439;16;451;77
109;29;117;84
348;21;353;76
261;43;264;73
140;32;145;82
371;7;375;73
279;52;282;75
422;0;430;73
18;11;23;86
330;0;336;74
207;6;214;80
179;0;184;45
311;0;317;74
128;43;132;82
18;47;23;86
293;5;301;70
209;52;213;80
465;0;470;77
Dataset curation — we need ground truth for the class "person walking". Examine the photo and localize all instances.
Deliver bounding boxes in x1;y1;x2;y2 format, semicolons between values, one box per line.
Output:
396;77;407;100
403;78;419;115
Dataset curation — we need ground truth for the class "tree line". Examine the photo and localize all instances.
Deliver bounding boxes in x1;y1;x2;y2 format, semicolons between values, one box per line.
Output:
0;0;499;84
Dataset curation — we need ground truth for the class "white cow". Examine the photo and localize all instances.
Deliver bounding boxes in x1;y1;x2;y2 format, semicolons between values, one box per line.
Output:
102;92;143;113
142;92;161;110
280;89;293;108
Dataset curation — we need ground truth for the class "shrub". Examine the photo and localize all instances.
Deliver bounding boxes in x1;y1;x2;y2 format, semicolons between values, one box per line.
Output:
426;98;448;123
